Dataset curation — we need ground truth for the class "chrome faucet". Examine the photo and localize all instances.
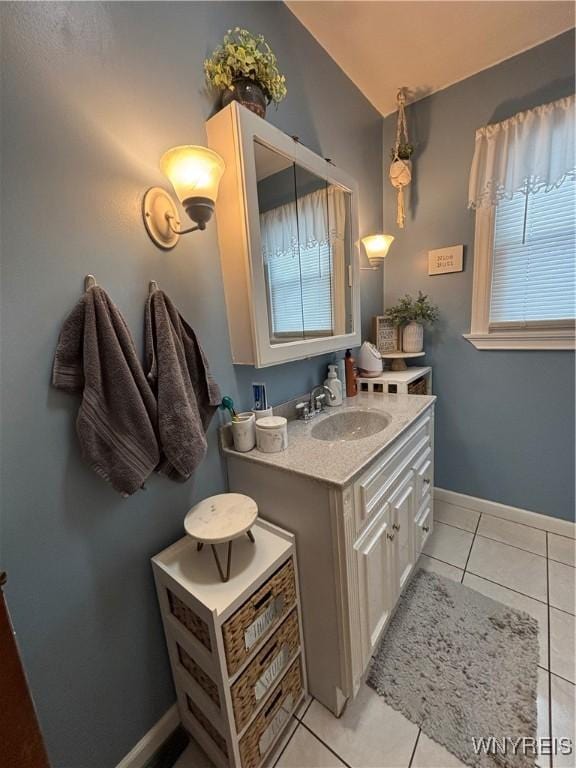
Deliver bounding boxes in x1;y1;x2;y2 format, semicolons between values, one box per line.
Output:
296;385;336;421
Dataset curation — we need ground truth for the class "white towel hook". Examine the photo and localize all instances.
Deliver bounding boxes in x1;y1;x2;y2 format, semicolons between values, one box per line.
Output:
84;274;97;291
149;280;159;296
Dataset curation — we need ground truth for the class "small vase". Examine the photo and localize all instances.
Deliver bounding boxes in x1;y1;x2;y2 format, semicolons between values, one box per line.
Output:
221;78;267;118
402;322;424;353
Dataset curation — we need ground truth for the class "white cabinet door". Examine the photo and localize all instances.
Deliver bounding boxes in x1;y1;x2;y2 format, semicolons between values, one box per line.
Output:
389;470;417;596
353;502;395;667
415;494;433;554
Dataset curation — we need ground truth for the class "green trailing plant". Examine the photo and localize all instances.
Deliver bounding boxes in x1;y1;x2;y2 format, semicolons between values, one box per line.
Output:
204;28;287;106
390;142;414;161
384;291;439;326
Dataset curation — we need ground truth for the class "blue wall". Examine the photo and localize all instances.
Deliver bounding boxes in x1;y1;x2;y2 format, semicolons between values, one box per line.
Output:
0;3;382;766
383;30;575;522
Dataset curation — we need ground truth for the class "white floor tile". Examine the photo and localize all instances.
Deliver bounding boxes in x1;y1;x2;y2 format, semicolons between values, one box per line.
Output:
477;515;547;556
549;608;576;684
537;668;551;768
275;724;346;768
549;560;576;615
417;554;464;582
422;522;474;569
411;732;468;768
548;534;576;567
463;573;548;669
433;502;480;533
550;674;576;768
303;683;418;768
466;536;548;602
173;739;214;768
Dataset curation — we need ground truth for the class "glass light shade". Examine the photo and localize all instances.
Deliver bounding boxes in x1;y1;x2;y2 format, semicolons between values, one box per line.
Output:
160;145;225;205
362;234;395;263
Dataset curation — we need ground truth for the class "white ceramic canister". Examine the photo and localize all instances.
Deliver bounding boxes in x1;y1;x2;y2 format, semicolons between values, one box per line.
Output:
402;321;424;353
231;412;256;452
253;407;274;420
256;416;288;453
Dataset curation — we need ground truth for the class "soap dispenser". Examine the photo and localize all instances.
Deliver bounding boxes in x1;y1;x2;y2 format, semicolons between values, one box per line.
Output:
324;364;343;406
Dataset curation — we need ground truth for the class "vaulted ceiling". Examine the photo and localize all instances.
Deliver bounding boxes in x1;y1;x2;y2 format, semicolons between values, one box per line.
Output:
286;1;575;115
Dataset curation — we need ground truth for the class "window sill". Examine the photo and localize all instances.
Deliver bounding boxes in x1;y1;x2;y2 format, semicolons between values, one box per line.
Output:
463;330;575;350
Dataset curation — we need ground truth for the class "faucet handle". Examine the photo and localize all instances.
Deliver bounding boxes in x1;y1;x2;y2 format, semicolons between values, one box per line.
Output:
314;393;326;411
296;402;310;420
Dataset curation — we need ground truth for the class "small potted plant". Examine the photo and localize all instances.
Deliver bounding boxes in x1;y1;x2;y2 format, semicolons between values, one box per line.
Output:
384;291;439;353
204;28;287;119
390;142;414;161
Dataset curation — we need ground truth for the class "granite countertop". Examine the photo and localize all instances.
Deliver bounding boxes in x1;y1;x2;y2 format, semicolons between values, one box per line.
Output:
221;392;435;487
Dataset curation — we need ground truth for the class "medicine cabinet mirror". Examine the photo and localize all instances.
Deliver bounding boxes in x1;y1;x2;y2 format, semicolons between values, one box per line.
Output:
207;103;361;367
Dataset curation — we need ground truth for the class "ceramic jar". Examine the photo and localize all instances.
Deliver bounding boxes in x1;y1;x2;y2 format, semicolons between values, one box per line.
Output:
402;321;424;353
231;412;256;452
256;416;288;453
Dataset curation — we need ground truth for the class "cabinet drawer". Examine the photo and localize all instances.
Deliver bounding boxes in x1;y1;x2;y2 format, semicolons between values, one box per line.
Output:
416;495;433;552
223;558;297;676
239;657;303;768
168;590;212;651
412;446;433;505
231;609;300;733
356;412;432;531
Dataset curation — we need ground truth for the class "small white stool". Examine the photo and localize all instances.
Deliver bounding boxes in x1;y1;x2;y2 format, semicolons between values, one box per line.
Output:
184;493;258;582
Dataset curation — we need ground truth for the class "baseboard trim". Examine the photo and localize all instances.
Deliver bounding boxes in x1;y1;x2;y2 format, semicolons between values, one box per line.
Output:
434;488;576;539
116;704;181;768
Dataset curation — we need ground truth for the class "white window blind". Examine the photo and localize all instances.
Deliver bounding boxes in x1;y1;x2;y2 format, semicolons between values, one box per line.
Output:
490;178;576;325
267;243;334;336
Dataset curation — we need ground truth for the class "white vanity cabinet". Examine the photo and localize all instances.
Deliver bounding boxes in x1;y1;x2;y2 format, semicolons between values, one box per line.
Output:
226;403;434;717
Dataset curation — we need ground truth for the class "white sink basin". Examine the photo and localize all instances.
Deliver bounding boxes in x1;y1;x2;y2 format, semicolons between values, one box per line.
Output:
311;410;391;442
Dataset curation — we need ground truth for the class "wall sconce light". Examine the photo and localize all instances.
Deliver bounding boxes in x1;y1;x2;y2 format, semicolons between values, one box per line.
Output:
143;145;225;250
360;234;395;270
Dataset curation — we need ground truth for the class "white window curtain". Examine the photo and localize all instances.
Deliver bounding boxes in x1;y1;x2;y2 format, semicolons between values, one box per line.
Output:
468;95;576;209
260;186;347;336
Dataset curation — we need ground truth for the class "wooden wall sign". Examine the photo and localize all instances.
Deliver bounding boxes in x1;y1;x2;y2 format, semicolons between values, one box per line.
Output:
428;245;464;275
373;316;398;354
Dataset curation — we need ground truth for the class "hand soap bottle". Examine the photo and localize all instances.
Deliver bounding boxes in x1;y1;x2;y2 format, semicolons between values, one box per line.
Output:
324;364;343;406
345;349;358;397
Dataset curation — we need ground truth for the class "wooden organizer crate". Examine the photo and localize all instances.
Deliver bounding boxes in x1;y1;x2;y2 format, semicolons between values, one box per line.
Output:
152;519;307;768
357;366;432;396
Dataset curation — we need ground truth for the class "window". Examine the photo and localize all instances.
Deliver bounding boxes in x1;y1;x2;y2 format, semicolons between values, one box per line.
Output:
259;183;348;342
491;180;576;324
266;242;334;337
466;96;575;350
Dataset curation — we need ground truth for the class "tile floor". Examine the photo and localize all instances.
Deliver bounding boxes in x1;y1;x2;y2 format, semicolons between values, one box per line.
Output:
175;504;575;768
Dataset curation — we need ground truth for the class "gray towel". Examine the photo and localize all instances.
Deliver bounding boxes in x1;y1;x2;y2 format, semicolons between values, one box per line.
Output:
52;286;160;496
145;289;221;481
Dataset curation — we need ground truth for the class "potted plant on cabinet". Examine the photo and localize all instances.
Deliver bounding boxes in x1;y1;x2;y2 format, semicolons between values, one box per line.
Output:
204;28;287;119
384;291;439;353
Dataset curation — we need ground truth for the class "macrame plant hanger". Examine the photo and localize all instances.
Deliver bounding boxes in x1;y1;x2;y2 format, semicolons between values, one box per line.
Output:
389;88;412;229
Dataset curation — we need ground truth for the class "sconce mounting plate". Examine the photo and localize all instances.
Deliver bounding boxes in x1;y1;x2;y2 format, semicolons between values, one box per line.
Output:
142;187;180;250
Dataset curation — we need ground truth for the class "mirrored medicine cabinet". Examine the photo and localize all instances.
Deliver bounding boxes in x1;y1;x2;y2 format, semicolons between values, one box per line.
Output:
207;103;361;367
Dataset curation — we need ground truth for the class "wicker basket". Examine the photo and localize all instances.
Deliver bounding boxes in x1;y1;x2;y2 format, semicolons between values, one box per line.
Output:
231;609;300;732
168;589;212;651
223;558;296;676
239;657;302;768
178;643;220;708
187;695;228;757
408;376;427;395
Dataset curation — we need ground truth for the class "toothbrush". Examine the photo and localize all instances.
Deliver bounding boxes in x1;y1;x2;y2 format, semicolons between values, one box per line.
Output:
220;396;238;420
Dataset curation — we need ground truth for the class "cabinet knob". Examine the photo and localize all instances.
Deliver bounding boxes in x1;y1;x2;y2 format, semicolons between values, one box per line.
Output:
422;525;430;533
392;523;400;531
387;532;395;541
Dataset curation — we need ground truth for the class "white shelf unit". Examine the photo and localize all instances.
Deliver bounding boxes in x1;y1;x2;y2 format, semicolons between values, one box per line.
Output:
357;366;432;395
152;519;307;768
